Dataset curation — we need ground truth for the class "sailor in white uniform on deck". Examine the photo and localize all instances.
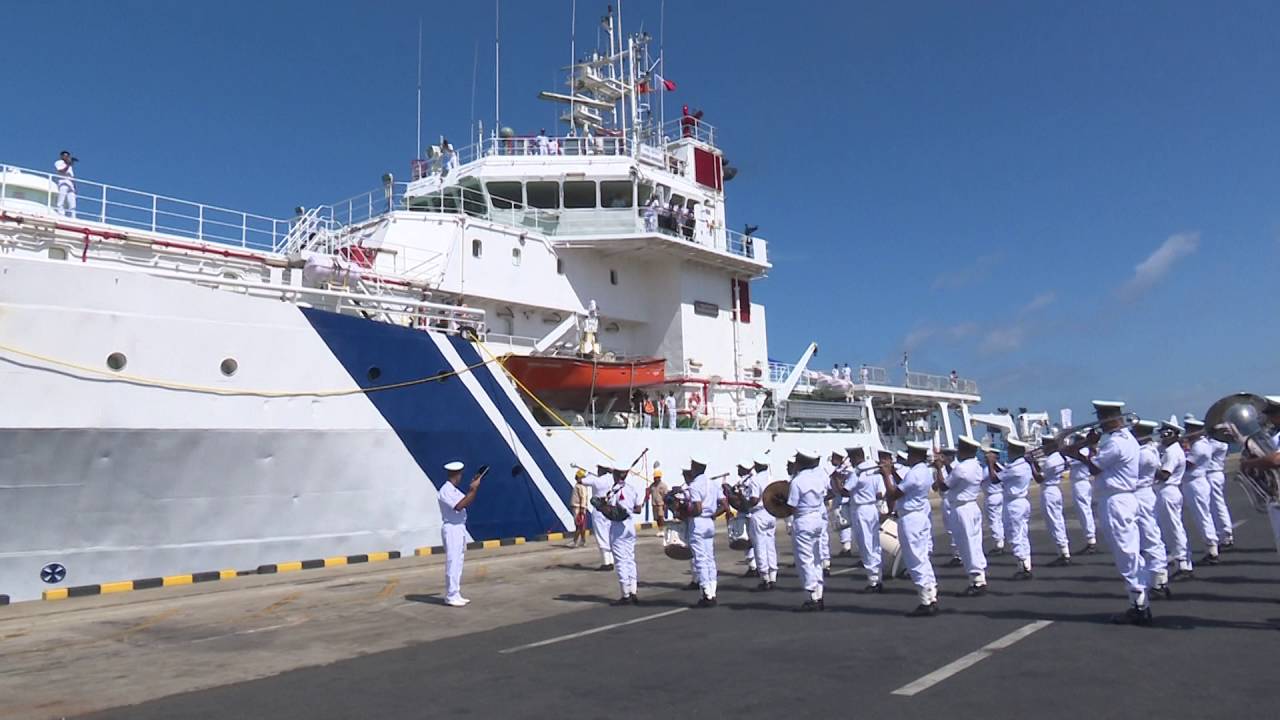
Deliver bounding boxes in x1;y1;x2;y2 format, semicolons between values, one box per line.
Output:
841;447;885;593
939;436;989;595
994;438;1035;579
688;456;727;607
1037;436;1073;566
54;151;77;218
788;449;830;611
884;441;939;617
1132;420;1171;598
1068;444;1100;554
1182;419;1221;565
745;456;778;590
1205;432;1234;550
604;464;642;606
584;463;615;571
982;448;1007;556
1157;422;1193;579
1064;400;1151;625
438;461;484;607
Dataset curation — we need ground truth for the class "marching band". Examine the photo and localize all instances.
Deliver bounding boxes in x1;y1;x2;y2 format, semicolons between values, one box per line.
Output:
543;392;1280;626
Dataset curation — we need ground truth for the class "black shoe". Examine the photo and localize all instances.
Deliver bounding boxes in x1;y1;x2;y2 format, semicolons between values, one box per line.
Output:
797;600;820;612
1047;555;1071;568
684;581;700;591
896;568;911;580
1170;568;1194;581
694;595;717;608
817;598;825;611
988;545;1005;556
1221;539;1235;551
946;556;963;568
1151;584;1171;600
1012;568;1033;581
1079;543;1098;555
906;603;939;617
610;595;631;606
596;564;613;572
630;594;640;605
756;580;770;591
962;583;988;597
823;567;831;578
859;582;884;594
743;568;760;578
1201;553;1220;566
837;549;854;558
1110;605;1153;626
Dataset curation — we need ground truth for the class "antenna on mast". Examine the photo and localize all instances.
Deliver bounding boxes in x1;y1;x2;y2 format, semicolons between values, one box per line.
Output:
494;0;501;138
415;17;423;158
569;0;576;134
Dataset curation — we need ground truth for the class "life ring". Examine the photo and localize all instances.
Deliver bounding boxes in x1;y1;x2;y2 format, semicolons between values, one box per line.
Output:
688;392;702;414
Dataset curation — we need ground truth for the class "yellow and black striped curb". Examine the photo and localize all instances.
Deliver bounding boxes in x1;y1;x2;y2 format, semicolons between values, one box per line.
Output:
255;551;400;574
42;569;242;601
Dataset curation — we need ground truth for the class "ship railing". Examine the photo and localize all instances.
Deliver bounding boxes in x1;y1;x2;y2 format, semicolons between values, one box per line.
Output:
905;371;978;395
1;164;291;251
655;116;717;147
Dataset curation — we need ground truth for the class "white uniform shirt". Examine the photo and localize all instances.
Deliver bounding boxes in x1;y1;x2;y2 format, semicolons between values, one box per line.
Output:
1067;447;1092;483
1186;437;1213;480
664;395;677;419
829;461;852;505
688;473;724;518
844;461;884;504
1136;441;1160;488
1039;452;1068;486
997;457;1034;499
787;467;828;518
607;481;638;520
896;462;933;514
1207;438;1228;474
584;473;613;499
1095;428;1140;494
438;482;467;525
744;470;769;514
1159;442;1186;486
54;158;75;186
944;456;984;504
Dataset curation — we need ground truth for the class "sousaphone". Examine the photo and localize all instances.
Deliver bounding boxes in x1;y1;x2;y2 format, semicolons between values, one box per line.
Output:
762;480;793;519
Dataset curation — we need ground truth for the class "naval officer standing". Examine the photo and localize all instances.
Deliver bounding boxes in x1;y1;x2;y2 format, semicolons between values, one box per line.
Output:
1183;419;1221;565
1205;433;1233;549
584;463;616;571
788;449;830;611
1132;420;1171;598
1156;422;1193;580
883;441;939;617
604;464;643;605
939;436;989;595
842;447;885;593
1037;436;1073;566
439;461;484;607
994;438;1034;579
688;456;727;607
1067;445;1100;554
745;456;778;590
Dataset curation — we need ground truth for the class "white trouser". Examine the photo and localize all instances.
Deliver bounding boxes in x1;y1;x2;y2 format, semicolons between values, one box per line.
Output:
1102;491;1147;607
1134;486;1167;586
792;513;826;600
1184;477;1219;553
1003;496;1032;567
609;519;638;595
838;503;854;549
1208;471;1233;541
819;512;831;565
897;509;936;604
941;496;959;554
1072;479;1097;543
690;516;718;596
984;491;1005;547
1041;484;1070;554
948;500;987;584
590;509;613;566
1268;503;1280;554
1156;484;1190;568
442;522;467;602
748;511;778;578
56;181;76;217
851;503;882;583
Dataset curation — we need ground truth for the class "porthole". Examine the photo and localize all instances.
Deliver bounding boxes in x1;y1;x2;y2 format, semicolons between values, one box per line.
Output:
48;246;68;260
367;366;382;381
220;358;239;376
106;352;127;371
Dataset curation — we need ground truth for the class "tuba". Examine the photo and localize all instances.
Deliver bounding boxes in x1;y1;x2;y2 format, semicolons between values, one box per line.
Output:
1205;393;1280;513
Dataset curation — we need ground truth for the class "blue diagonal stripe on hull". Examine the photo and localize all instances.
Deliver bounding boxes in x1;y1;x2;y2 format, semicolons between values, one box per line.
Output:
301;308;564;540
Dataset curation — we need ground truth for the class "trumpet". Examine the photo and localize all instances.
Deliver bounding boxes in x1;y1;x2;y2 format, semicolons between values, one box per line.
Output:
1052;412;1141;446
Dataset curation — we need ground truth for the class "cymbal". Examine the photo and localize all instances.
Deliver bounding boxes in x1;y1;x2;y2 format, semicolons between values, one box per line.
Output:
762;480;793;519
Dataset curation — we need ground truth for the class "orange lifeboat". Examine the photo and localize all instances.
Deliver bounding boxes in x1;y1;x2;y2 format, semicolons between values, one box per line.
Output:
501;354;667;407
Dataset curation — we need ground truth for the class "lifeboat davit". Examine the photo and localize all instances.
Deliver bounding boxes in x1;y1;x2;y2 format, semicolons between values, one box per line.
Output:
501;354;666;408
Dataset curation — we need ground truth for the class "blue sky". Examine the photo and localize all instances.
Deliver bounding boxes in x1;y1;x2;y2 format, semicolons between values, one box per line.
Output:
3;0;1277;422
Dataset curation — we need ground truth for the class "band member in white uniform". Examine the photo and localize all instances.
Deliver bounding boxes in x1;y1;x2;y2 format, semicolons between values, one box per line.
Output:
745;456;778;590
734;461;760;578
1182;419;1221;565
982;449;1007;556
938;448;963;567
1037;436;1073;566
584;463;615;571
604;465;643;605
884;442;939;617
438;461;484;607
818;454;836;576
1064;401;1151;625
1132;420;1170;598
788;449;830;611
687;457;727;607
1240;396;1280;552
839;447;885;592
831;449;855;557
1068;445;1100;554
1205;433;1234;550
939;436;989;595
1157;422;1193;579
994;438;1035;579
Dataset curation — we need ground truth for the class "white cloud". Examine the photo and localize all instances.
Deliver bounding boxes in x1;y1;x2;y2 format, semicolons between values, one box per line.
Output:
1020;291;1056;315
1118;232;1199;299
980;290;1056;354
932;252;1004;290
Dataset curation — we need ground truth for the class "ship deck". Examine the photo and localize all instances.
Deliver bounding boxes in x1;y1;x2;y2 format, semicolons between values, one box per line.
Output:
2;489;1273;719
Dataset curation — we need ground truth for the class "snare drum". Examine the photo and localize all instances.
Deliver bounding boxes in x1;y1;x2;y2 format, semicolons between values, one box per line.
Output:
727;514;751;550
663;518;693;560
879;517;902;578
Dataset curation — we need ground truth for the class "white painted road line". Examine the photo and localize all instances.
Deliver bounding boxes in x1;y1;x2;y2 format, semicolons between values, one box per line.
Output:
1232;519;1247;529
498;608;689;654
891;620;1054;697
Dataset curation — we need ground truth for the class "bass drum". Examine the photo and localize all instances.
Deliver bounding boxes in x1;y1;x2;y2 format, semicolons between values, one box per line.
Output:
663;518;693;560
727;514;751;550
880;516;902;579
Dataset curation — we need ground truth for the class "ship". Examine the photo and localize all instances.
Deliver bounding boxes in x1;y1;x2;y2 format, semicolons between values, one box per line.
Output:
0;8;985;602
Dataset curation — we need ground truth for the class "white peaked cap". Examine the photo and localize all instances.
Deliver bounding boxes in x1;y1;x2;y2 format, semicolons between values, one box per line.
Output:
1092;400;1125;409
1265;395;1280;407
905;441;932;452
753;455;771;466
896;451;909;461
957;435;982;449
443;461;465;472
830;449;848;459
1185;418;1205;428
1161;420;1183;434
737;460;753;470
689;454;708;466
796;448;820;460
1007;437;1030;449
1135;419;1159;431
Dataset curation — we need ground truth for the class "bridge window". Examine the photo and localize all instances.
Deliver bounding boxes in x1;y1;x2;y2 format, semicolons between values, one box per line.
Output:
526;181;559;209
600;180;633;208
563;180;596;209
512;247;522;266
486;181;523;210
471;239;482;258
459;177;486;217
